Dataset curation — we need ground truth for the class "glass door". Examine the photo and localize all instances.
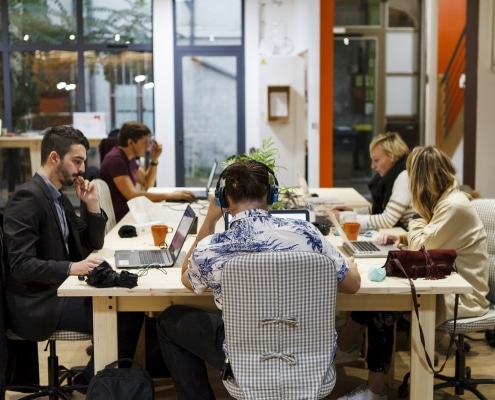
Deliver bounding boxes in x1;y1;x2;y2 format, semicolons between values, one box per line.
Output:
333;37;377;190
175;54;243;186
173;0;244;187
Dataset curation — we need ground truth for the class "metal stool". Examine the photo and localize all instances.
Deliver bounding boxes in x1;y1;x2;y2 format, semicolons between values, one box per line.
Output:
6;329;92;400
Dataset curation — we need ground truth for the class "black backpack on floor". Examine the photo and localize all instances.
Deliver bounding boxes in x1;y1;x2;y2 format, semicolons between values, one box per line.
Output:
86;359;154;400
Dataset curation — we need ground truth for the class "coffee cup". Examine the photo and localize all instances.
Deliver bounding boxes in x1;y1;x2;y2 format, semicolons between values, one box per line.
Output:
151;224;174;246
340;211;358;223
343;222;360;241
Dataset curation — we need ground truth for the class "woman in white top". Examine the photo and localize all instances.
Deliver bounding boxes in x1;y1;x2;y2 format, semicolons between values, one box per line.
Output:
333;132;415;231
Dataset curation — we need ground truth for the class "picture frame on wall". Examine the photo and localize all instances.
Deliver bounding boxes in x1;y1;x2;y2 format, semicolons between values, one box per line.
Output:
267;85;290;123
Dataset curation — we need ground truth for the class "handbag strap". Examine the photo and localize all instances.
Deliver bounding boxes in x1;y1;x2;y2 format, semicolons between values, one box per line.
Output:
391;258;459;374
419;245;444;279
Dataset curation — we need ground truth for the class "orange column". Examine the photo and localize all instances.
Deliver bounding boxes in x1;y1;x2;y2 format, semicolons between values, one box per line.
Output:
319;0;334;187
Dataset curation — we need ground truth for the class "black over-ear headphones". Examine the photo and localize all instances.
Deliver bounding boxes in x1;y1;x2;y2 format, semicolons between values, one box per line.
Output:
215;161;279;208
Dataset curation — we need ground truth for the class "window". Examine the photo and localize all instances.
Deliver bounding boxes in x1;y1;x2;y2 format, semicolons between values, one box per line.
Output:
1;0;153;133
175;0;242;46
173;0;244;187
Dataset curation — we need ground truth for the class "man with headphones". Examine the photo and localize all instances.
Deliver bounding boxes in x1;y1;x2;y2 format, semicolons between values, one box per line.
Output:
156;159;360;399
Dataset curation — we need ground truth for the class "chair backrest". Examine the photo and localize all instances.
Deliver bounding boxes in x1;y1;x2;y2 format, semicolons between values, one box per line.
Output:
222;251;337;400
472;199;495;304
99;136;118;164
93;179;117;235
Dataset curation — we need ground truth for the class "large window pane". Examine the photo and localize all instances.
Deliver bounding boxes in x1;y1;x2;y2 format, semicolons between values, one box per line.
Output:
386;76;417;115
334;0;381;27
175;0;242;46
8;0;77;44
10;51;78;132
83;0;152;44
84;51;154;130
388;0;419;28
386;32;418;73
182;55;237;185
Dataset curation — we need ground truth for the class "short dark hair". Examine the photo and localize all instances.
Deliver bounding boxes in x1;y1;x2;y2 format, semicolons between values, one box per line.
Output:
222;159;272;204
117;121;152;147
40;125;89;165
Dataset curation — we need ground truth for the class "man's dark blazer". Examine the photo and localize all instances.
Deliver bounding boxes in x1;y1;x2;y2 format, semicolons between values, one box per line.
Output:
3;173;107;341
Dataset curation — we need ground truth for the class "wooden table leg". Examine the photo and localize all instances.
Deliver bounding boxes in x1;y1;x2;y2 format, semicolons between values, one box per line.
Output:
93;296;118;373
409;294;436;400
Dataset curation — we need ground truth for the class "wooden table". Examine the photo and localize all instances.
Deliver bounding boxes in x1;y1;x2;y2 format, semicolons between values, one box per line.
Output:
0;135;105;176
58;193;472;400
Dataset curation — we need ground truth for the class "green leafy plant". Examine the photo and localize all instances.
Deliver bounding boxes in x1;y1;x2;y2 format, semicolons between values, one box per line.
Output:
221;137;299;209
222;137;279;171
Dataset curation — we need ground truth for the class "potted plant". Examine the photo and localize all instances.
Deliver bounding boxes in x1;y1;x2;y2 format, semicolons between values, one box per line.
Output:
221;137;298;209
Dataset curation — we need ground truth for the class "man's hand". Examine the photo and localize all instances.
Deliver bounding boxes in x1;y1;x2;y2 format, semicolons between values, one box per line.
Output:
166;190;197;203
201;196;224;232
150;140;163;162
69;255;106;276
75;177;100;213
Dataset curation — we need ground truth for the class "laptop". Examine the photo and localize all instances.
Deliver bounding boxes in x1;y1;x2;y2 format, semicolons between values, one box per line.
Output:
327;212;392;258
191;160;218;199
115;205;196;268
224;209;310;230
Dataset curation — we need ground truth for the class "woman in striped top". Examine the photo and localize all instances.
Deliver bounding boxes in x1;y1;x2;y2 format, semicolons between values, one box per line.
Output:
333;131;416;231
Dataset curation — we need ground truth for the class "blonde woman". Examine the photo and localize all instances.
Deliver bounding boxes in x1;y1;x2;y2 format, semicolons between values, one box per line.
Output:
333;132;415;231
337;146;489;400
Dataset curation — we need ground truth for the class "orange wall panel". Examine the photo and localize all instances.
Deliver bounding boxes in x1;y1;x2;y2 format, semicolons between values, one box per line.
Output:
320;0;334;187
438;0;466;73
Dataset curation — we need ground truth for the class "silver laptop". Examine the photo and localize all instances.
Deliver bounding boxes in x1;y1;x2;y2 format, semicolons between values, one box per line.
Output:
115;205;196;268
191;160;218;199
327;212;391;258
224;209;310;230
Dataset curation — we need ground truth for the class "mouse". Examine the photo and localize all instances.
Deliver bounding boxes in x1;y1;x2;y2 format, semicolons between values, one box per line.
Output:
310;193;319;197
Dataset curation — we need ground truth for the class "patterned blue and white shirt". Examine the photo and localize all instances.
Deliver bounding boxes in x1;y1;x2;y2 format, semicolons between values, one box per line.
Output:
187;209;350;310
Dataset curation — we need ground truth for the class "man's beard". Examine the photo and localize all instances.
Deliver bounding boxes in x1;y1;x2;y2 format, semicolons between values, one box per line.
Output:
57;163;78;186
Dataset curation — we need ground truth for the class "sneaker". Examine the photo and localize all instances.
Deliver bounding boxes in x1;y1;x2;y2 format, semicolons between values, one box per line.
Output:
334;344;360;364
337;383;388;400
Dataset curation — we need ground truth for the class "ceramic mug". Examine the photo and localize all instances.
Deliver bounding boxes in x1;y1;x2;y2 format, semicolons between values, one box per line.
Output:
151;224;174;246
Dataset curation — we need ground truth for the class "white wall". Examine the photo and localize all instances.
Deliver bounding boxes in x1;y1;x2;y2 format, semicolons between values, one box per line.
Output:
258;56;306;187
153;0;175;187
153;0;320;187
475;0;495;198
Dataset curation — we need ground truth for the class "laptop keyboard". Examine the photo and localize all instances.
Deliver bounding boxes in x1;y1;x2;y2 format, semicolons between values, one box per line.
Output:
352;241;381;252
138;250;166;265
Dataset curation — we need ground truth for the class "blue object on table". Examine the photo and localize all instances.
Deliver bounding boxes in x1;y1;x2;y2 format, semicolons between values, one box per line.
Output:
369;267;386;282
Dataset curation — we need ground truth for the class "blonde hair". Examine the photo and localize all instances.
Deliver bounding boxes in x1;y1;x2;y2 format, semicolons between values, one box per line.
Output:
407;146;457;221
369;132;409;162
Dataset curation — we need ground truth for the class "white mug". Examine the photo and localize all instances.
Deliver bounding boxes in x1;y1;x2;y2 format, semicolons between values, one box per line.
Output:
340;211;357;223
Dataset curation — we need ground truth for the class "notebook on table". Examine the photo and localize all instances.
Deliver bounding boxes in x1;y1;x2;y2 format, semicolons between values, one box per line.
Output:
327;212;391;258
191;160;218;200
115;205;196;268
224;209;310;230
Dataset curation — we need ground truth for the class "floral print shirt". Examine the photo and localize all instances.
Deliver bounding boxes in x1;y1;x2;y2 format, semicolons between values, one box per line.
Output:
186;209;350;309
